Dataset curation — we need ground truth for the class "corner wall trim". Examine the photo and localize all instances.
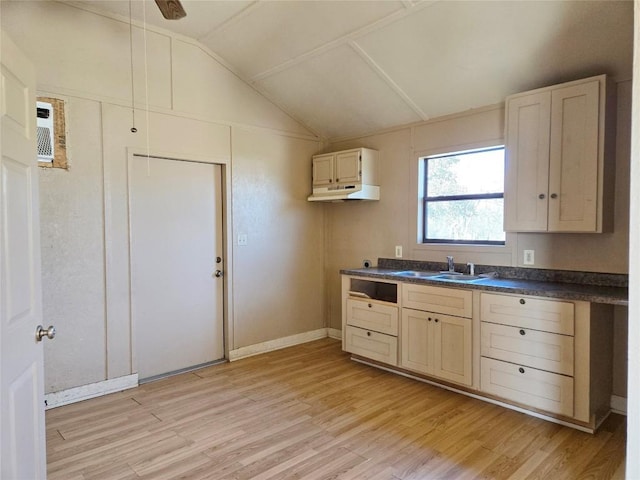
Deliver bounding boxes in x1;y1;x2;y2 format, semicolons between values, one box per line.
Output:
611;395;627;415
44;374;138;410
327;328;342;340
229;328;330;361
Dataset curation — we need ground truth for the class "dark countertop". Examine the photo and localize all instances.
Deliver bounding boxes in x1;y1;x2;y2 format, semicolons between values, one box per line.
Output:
341;266;629;306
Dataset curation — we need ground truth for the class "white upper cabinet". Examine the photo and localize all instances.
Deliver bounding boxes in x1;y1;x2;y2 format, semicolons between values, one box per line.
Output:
311;147;378;187
504;75;612;233
309;147;380;201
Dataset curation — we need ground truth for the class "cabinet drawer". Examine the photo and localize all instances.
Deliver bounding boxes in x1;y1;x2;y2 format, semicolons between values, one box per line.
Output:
480;293;574;335
402;284;472;318
345;325;397;366
481;357;574;417
346;298;398;336
481;322;574;376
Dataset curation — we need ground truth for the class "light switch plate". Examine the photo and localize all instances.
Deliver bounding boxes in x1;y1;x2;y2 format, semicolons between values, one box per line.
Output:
395;245;402;258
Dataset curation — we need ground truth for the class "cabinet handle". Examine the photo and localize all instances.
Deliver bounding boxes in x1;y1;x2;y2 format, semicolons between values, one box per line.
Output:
519;367;525;374
519;329;526;336
550;193;558;199
367;331;371;337
519;299;526;305
329;179;332;183
368;303;372;308
434;318;439;323
336;178;340;182
428;317;432;322
538;193;545;199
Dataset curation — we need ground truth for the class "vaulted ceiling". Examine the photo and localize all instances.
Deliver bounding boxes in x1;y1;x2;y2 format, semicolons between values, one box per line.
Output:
69;0;633;140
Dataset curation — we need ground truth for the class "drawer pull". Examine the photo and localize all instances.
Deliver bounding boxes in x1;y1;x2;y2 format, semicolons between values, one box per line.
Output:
434;318;439;323
368;303;372;308
367;331;371;337
519;299;526;305
428;317;432;322
519;367;525;374
519;329;526;336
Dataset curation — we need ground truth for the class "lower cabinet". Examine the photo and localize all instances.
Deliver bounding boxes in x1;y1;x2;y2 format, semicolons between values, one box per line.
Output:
401;308;472;386
342;276;399;366
341;274;614;431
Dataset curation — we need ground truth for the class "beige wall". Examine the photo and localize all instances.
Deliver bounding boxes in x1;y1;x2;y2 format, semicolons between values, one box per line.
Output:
326;80;631;331
1;1;323;393
325;80;631;398
231;128;325;347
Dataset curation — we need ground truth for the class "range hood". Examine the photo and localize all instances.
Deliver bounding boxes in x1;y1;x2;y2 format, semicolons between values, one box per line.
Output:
307;184;380;202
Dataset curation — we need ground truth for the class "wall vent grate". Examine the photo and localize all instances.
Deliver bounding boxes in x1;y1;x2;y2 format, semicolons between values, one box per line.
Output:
36;101;55;162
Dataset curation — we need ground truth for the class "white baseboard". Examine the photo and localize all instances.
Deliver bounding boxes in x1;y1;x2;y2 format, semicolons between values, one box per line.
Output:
44;329;344;406
611;394;627;415
327;328;342;340
229;328;330;361
44;374;138;410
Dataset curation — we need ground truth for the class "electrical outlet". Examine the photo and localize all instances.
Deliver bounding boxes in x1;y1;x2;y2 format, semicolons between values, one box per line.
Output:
524;249;535;265
395;245;402;258
237;234;248;246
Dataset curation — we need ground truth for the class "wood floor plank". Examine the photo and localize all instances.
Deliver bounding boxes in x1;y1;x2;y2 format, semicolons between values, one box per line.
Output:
45;338;626;479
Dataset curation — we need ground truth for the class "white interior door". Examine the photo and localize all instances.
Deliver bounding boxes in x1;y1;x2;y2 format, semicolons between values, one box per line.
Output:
130;156;224;380
1;32;48;479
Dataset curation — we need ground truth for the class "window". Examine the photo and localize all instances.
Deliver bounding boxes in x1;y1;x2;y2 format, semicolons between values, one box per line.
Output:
421;147;505;245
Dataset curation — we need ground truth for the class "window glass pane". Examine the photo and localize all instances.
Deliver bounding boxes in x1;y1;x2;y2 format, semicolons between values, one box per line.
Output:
426;198;505;242
427;149;504;197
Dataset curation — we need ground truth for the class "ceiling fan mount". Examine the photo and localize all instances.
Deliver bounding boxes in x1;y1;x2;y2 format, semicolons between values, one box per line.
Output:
154;0;186;20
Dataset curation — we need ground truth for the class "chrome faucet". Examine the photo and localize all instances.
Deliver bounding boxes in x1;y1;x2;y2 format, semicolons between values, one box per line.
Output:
446;256;455;272
467;262;475;276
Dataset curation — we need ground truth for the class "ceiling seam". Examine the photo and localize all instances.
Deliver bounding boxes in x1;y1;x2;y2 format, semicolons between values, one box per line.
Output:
348;40;429;121
198;0;265;43
59;1;322;140
249;0;439;83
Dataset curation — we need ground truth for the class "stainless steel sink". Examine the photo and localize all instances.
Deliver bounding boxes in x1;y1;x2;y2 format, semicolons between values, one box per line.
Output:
436;274;483;281
391;270;441;278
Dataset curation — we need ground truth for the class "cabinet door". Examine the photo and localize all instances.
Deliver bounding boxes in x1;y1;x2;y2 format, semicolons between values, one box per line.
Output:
401;309;434;375
548;80;600;232
434;314;472;386
335;150;361;184
504;91;551;232
312;154;334;186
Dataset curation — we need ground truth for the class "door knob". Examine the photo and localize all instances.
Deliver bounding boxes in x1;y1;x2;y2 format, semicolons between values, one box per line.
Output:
214;270;223;278
36;325;56;342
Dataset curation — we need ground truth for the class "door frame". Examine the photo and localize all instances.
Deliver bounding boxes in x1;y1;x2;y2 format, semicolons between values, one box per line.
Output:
125;149;233;369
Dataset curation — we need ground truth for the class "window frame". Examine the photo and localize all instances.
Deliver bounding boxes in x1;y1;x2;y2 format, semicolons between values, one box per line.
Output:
420;146;506;246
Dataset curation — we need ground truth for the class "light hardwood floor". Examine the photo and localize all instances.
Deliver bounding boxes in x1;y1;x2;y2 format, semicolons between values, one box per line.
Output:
46;338;626;479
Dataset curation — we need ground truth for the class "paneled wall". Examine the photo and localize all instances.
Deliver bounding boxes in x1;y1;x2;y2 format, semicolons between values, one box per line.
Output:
1;1;323;393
